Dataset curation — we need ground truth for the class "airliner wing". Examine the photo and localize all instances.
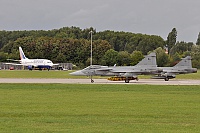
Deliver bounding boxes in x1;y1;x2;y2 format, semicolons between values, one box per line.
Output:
7;59;21;62
5;63;24;66
3;63;17;65
3;63;24;66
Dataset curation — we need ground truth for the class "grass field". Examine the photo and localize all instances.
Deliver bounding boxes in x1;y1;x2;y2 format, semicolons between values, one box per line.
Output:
0;69;199;79
0;70;74;78
0;84;200;132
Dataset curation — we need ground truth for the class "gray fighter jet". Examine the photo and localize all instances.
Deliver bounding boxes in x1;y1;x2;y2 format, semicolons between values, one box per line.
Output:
70;52;162;83
152;56;197;81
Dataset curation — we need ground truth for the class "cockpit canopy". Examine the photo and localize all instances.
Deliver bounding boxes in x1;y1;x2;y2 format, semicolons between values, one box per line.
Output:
83;65;108;70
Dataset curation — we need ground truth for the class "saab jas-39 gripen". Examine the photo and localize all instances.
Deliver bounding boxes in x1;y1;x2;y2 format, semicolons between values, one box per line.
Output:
152;56;197;81
70;52;162;83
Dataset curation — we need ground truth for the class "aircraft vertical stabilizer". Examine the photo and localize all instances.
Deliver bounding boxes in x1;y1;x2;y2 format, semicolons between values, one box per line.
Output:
19;47;28;60
174;56;192;68
136;52;157;67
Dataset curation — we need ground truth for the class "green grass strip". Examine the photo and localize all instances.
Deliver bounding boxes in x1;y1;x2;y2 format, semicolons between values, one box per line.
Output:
0;84;199;132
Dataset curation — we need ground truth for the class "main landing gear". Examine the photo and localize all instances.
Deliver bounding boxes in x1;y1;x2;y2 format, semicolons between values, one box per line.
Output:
125;77;139;83
125;78;130;83
164;77;169;81
90;76;94;83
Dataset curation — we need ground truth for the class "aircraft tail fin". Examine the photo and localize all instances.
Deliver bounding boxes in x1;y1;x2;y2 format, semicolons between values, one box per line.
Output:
19;47;27;60
174;56;192;68
136;52;157;67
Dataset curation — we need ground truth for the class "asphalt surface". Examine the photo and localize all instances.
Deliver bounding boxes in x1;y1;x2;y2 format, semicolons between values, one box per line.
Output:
0;78;200;85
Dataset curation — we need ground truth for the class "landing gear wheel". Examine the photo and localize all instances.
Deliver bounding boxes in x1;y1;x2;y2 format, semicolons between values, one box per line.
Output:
91;79;94;83
136;77;139;81
125;79;129;83
164;77;169;81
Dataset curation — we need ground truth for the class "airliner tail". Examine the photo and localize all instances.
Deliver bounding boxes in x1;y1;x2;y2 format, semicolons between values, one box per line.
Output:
19;47;27;60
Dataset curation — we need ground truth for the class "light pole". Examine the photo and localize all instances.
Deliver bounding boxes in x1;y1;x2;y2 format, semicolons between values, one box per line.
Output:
90;30;93;66
89;30;94;83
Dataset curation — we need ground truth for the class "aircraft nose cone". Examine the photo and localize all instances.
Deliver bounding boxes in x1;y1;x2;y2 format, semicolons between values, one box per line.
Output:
70;70;86;76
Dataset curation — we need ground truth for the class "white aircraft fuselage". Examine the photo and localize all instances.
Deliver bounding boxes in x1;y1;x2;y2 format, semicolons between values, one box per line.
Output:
20;58;54;69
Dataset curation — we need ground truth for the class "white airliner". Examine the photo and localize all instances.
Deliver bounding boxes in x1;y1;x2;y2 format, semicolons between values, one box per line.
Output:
7;47;58;70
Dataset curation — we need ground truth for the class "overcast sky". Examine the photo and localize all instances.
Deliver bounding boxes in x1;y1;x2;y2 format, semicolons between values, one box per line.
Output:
1;0;200;43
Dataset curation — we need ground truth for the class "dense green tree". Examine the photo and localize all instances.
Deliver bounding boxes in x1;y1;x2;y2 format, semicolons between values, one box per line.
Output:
1;26;199;68
1;35;113;67
196;32;200;45
129;51;144;66
0;26;165;55
0;52;8;62
125;34;143;53
136;35;165;54
166;28;177;54
170;52;181;66
154;47;169;67
55;53;66;63
101;49;118;66
92;40;112;64
117;51;130;66
96;31;165;54
170;41;193;55
191;45;200;68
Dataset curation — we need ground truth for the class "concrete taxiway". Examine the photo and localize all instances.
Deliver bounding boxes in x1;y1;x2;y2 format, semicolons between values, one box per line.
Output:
0;78;200;85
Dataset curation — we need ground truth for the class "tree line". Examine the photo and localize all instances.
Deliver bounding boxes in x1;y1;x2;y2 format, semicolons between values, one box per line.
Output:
0;27;200;68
